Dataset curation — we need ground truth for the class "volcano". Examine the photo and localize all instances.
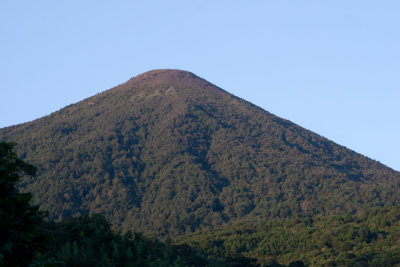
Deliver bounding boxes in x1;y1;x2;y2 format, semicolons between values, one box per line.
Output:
1;69;399;235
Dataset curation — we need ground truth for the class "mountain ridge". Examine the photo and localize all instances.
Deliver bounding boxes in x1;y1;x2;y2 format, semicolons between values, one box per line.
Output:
1;69;399;235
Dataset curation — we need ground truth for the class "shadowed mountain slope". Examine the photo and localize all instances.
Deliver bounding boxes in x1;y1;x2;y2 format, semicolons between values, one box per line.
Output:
1;69;399;235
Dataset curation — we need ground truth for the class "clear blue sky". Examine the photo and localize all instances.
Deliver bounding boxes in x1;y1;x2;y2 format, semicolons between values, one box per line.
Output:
1;1;399;171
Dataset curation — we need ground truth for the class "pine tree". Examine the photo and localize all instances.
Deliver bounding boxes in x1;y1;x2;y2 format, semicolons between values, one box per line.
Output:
0;142;47;266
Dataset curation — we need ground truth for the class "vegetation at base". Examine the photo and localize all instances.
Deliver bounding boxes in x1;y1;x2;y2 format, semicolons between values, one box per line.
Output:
0;141;285;266
2;141;400;266
1;70;399;236
40;213;305;267
40;214;215;267
176;206;400;266
37;207;400;267
0;142;47;266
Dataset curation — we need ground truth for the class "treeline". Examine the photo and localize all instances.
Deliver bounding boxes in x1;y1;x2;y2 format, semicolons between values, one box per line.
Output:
36;213;308;266
36;214;257;267
177;206;400;266
11;207;400;267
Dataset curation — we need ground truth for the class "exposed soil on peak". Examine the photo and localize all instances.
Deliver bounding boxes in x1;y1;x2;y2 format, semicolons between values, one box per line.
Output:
121;69;219;92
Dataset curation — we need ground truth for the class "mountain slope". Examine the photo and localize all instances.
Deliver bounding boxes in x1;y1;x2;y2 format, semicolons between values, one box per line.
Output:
1;69;399;235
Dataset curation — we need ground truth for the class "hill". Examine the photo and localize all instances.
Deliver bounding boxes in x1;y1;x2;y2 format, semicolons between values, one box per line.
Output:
1;69;399;236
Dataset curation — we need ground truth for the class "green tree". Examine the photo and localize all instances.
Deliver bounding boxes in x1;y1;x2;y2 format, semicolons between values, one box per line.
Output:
0;142;46;266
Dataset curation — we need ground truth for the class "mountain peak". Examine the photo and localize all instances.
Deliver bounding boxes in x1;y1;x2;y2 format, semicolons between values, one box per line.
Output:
121;69;217;91
135;69;196;79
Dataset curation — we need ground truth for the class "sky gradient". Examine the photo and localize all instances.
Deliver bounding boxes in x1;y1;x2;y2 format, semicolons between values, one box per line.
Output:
1;1;399;171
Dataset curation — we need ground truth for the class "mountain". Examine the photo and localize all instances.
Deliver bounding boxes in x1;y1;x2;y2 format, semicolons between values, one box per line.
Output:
1;69;399;236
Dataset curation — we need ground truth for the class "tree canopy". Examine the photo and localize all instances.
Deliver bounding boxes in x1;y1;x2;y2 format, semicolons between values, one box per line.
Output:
0;142;46;266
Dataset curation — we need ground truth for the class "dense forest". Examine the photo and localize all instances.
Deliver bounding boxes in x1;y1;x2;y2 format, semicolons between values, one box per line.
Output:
0;141;291;266
2;141;400;266
40;214;261;267
177;206;400;266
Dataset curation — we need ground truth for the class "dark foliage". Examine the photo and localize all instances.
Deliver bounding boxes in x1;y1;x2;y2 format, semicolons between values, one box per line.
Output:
0;142;270;267
41;213;261;267
0;142;46;266
177;206;400;266
0;70;399;236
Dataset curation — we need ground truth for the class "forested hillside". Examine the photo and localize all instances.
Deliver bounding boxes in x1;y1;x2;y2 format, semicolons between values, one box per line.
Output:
1;69;399;236
177;206;400;266
41;214;262;267
0;141;262;266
